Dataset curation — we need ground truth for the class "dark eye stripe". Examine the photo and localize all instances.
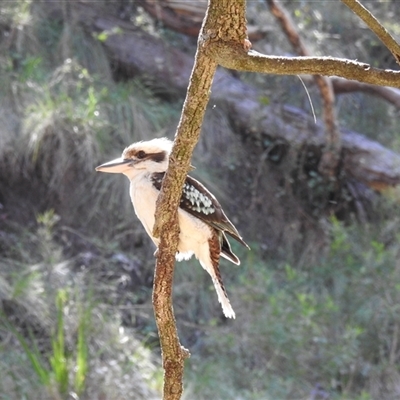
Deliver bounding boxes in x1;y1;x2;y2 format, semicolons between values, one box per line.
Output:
136;150;146;159
150;151;167;163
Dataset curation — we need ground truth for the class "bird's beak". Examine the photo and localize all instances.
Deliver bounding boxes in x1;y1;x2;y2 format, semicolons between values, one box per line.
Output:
95;158;132;174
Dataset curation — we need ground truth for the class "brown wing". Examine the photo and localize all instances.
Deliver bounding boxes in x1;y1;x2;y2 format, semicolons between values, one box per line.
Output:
220;232;240;264
151;172;249;249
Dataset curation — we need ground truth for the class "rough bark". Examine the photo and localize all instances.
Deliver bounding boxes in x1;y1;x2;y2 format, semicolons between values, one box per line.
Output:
150;1;252;398
151;31;218;400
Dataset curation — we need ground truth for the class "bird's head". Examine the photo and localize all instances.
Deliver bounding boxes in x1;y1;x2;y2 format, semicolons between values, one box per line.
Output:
95;138;173;179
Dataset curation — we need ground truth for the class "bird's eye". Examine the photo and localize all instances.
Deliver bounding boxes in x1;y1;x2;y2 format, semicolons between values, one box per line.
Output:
136;150;146;159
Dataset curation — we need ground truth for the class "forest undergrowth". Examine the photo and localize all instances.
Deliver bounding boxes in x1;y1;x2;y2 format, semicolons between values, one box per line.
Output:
1;1;400;399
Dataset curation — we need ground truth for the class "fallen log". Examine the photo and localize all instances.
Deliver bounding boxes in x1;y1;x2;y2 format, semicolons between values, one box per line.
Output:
137;0;268;41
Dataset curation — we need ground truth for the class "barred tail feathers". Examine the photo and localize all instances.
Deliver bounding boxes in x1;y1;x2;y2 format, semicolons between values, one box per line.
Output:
212;276;236;319
198;235;236;319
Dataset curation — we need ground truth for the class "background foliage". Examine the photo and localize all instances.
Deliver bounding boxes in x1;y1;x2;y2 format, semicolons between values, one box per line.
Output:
1;1;400;399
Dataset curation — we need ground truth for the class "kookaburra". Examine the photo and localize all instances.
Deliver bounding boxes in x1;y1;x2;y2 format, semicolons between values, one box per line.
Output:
95;138;249;318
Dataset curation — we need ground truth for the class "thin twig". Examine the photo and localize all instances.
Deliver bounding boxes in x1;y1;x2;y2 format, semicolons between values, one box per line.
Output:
219;53;400;88
341;0;400;65
152;52;217;399
266;0;308;55
152;0;229;397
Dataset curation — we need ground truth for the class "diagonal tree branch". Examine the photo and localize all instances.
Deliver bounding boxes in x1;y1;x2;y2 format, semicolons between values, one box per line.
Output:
266;0;307;55
152;52;217;399
151;1;249;398
341;0;400;65
331;78;400;108
151;4;219;400
217;51;400;88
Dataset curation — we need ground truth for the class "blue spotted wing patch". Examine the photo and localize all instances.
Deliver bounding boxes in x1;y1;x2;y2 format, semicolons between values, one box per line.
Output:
150;172;249;249
181;180;216;215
